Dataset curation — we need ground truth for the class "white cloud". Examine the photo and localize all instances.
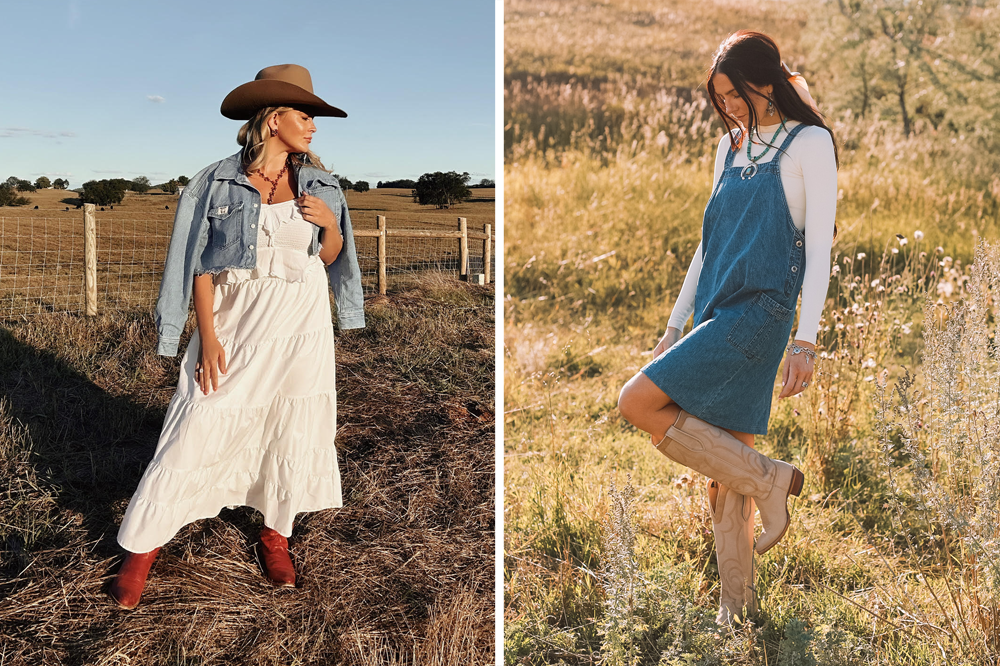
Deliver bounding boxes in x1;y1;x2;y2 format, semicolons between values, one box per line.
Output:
147;95;165;103
0;127;77;139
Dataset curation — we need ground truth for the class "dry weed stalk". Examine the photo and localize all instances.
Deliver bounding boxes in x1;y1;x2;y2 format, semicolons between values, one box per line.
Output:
871;239;1000;661
599;476;644;666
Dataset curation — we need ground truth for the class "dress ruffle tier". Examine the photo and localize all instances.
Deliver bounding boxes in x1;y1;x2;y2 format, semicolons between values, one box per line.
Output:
118;199;340;553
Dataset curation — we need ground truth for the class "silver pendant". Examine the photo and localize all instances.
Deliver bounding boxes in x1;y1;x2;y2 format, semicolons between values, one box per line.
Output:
740;163;758;180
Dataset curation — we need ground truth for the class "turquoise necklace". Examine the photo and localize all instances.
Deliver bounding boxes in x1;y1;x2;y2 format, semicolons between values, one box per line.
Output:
741;116;787;180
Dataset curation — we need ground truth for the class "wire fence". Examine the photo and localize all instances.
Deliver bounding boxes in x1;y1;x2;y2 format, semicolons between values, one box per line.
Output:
0;207;493;320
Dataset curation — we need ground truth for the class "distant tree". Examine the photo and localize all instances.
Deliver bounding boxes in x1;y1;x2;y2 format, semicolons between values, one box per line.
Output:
34;176;51;189
413;171;472;208
161;179;179;194
353;180;370;193
5;177;18;188
131;176;151;193
15;179;35;192
0;184;31;207
376;181;383;188
81;179;127;206
332;174;353;190
378;178;417;189
52;178;68;190
471;178;495;188
177;175;190;186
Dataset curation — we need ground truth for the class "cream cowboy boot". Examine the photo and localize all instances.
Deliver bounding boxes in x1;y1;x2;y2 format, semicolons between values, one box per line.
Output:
656;411;803;554
707;479;757;626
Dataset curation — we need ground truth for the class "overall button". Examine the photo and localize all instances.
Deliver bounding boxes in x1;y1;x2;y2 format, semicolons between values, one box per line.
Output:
796;240;803;247
791;265;798;272
251;224;256;228
249;244;255;250
253;203;258;208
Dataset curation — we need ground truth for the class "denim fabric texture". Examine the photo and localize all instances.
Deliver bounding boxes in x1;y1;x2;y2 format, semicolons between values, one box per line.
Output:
155;151;366;356
641;123;809;435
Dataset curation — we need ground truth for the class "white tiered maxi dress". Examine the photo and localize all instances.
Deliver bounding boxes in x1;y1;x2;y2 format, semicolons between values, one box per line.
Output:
117;199;341;553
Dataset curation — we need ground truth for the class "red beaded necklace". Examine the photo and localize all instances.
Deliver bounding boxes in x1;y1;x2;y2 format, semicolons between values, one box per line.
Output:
254;158;290;204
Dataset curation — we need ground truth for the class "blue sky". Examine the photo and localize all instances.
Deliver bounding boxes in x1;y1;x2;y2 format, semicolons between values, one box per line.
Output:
0;0;495;189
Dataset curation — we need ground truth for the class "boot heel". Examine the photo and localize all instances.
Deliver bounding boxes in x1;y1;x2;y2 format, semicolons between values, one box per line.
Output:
788;469;804;497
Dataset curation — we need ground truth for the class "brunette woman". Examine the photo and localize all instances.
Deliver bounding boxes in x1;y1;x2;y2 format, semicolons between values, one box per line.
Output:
618;32;837;626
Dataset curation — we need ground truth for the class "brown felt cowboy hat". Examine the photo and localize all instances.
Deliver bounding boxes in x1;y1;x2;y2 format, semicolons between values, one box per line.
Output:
220;64;347;120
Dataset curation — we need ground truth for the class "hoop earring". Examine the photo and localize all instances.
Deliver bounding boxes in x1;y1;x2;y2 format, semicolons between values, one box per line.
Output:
766;97;775;117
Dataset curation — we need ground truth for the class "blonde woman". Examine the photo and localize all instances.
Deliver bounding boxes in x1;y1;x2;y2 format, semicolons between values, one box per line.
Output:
109;64;365;609
618;32;837;625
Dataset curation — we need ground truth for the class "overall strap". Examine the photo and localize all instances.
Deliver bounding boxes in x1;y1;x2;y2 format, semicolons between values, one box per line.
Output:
776;121;809;154
724;129;742;169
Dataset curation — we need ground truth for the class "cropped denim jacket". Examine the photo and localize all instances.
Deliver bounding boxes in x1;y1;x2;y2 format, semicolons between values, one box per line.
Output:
154;151;366;356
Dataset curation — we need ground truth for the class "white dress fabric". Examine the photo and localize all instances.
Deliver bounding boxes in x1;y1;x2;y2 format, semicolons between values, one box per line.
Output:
117;199;341;553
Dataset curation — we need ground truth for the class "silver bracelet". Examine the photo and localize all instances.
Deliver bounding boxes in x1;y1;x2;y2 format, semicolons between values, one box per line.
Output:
787;343;817;361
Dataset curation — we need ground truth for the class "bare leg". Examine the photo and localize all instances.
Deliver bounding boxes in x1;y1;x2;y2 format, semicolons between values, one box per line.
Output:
618;371;754;447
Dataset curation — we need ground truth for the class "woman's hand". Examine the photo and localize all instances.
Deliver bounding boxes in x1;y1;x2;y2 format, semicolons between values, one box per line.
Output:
778;339;815;399
652;326;683;358
297;191;337;230
298;190;343;264
195;334;227;395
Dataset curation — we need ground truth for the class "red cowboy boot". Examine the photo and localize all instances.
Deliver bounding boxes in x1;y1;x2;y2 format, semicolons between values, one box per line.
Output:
108;547;161;609
259;526;296;587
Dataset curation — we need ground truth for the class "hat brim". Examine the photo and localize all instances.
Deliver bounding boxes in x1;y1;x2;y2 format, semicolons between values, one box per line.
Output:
221;80;347;120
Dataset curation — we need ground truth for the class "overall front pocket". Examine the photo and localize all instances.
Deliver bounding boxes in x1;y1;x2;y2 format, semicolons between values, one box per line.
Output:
725;292;793;361
207;201;244;250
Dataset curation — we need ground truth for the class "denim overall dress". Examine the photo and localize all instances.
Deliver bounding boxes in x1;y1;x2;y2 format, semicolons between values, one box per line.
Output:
641;123;809;435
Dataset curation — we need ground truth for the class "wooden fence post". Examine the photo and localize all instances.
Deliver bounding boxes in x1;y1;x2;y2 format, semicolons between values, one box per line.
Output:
458;217;468;281
483;223;492;285
377;214;387;295
84;203;97;316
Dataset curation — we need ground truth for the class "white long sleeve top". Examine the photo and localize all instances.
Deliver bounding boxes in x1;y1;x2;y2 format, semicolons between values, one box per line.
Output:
667;120;837;345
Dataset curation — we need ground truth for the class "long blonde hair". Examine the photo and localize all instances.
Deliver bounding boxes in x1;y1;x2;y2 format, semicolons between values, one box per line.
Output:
236;106;328;175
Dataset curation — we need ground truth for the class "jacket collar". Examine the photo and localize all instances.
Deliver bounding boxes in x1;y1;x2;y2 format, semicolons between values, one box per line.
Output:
216;150;340;188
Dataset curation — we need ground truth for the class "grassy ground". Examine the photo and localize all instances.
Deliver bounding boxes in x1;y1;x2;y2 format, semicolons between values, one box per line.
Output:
504;1;1000;664
0;275;495;665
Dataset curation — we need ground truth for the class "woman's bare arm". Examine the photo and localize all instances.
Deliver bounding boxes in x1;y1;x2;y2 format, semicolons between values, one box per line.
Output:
193;273;226;394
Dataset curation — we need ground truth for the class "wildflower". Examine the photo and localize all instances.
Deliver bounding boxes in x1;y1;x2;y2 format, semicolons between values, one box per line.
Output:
831;265;840;274
892;248;899;254
914;230;924;240
871;279;880;288
864;375;875;382
864;358;876;368
857;252;866;260
897;234;908;246
836;323;845;330
938;281;954;297
902;323;912;334
936;246;944;254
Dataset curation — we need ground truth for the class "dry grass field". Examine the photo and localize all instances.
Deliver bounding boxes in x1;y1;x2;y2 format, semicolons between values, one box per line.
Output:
0;277;495;665
0;185;496;317
0;178;496;664
505;1;1000;664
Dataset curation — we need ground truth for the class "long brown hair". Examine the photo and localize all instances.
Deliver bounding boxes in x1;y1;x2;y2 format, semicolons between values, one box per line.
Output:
706;31;839;168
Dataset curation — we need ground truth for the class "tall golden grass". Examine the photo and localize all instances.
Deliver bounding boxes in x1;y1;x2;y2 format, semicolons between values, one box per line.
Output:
505;0;1000;663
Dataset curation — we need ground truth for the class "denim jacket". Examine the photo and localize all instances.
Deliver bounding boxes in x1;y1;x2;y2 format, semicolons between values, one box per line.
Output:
155;151;366;356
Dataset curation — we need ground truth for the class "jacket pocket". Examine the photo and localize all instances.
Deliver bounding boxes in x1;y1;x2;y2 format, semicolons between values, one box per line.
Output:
207;201;244;250
726;292;792;361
